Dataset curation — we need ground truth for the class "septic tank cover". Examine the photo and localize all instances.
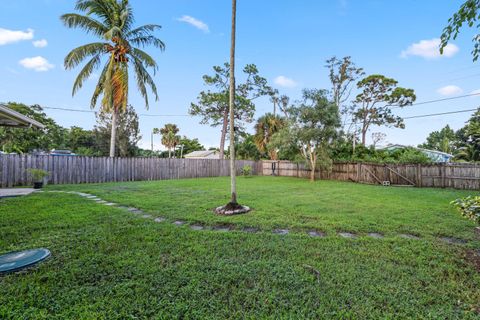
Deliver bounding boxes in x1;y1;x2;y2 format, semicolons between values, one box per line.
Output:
0;248;50;274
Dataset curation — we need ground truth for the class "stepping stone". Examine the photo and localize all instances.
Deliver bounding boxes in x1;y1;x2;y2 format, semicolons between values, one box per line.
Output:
95;200;107;204
154;217;166;223
439;236;467;245
367;232;384;239
190;224;204;231
338;232;356;239
173;220;185;226
399;234;420;240
127;207;142;214
242;227;259;233
85;195;97;199
104;202;116;206
308;230;325;238
213;225;231;232
273;229;289;235
141;214;152;219
117;206;129;210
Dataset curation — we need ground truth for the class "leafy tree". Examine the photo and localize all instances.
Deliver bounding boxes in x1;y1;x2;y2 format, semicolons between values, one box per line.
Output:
253;113;286;160
325;56;364;131
189;63;274;159
159;124;180;158
61;0;164;157
93;104;141;157
273;89;340;181
67;126;96;155
454;109;480;161
418;125;457;153
440;0;480;61
0;103;67;153
178;136;204;157
235;134;262;160
353;75;416;145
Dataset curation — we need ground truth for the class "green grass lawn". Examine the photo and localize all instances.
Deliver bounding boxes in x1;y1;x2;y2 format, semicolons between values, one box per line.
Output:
1;177;479;319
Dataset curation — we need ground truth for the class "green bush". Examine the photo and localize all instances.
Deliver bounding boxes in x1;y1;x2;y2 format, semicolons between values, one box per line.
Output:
451;196;480;225
27;168;49;182
241;165;253;177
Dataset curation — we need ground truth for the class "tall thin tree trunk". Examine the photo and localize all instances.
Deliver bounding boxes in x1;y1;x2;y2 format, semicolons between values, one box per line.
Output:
109;109;118;157
361;128;367;146
228;0;237;204
168;147;171;158
219;110;228;160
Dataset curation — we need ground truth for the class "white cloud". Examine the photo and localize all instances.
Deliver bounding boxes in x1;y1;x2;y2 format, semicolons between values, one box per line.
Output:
177;15;209;33
400;38;459;59
32;39;48;48
19;56;54;72
0;28;34;45
437;85;463;96
274;75;297;88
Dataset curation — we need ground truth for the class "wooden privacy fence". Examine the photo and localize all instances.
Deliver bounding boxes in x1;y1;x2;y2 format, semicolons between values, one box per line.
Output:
262;160;480;190
0;155;261;188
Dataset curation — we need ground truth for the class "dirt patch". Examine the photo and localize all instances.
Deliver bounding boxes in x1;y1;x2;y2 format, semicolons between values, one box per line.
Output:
307;230;325;238
465;249;480;273
338;232;356;239
439;237;467;245
242;227;259;233
368;232;384;239
273;229;289;235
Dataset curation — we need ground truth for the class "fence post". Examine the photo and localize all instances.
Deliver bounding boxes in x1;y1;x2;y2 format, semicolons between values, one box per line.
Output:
356;163;361;182
441;163;446;188
416;163;422;187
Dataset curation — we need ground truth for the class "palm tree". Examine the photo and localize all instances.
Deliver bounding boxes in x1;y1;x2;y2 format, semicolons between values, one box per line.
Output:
160;124;180;158
61;0;164;157
253;113;285;160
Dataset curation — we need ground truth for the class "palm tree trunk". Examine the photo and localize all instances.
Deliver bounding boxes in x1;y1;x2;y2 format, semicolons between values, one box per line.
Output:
168;147;171;158
219;110;228;160
109;109;118;157
228;0;237;204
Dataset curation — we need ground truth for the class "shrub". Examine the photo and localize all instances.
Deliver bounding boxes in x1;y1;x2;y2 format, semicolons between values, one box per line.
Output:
451;196;480;224
241;165;252;177
27;168;49;182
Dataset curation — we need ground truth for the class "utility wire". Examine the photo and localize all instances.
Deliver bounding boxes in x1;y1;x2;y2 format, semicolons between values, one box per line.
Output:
344;107;478;126
41;106;190;117
390;92;480;109
41;92;480;115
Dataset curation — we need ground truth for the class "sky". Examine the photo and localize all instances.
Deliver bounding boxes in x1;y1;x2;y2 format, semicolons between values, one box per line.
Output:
1;0;480;151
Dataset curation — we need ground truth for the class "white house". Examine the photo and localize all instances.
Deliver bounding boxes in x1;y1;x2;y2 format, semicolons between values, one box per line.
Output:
184;150;221;159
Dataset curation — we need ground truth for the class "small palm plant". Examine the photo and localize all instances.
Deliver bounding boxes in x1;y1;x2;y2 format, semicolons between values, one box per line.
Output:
159;124;180;158
61;0;165;157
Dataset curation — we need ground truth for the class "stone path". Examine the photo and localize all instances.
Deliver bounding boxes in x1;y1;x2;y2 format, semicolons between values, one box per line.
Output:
42;190;474;245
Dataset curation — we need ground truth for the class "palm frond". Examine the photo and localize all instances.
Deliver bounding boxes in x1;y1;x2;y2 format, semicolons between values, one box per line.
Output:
132;56;159;109
90;62;109;109
75;0;117;29
72;54;102;96
64;42;106;69
127;24;162;38
60;13;108;37
130;48;158;72
129;35;165;50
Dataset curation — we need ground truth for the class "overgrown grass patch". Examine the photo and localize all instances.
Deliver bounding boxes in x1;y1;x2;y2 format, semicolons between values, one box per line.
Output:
0;177;479;318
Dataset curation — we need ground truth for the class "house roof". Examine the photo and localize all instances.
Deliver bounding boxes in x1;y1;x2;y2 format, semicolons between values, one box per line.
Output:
0;104;45;129
184;150;218;157
377;144;453;158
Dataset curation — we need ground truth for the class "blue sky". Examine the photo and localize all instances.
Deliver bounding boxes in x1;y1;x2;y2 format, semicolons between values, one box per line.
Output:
1;0;479;150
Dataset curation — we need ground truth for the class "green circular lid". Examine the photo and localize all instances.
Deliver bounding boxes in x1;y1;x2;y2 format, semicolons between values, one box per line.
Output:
0;248;50;274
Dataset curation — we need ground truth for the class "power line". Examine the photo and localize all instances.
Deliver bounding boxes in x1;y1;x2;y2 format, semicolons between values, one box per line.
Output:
345;107;478;126
391;92;480;109
41;106;191;117
402;108;477;120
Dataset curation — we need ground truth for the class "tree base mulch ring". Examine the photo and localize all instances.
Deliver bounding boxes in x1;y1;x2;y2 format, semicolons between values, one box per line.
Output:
215;202;251;215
